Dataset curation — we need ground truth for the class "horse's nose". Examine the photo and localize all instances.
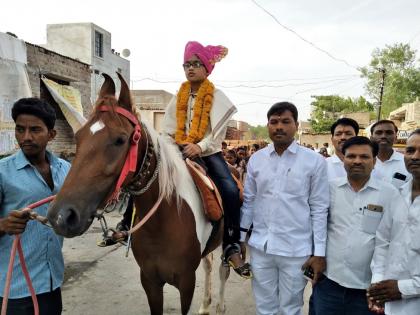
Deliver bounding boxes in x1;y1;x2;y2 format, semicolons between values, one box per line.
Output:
56;207;81;233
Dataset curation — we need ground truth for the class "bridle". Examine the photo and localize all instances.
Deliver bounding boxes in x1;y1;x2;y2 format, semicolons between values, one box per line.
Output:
98;105;142;202
95;105;163;241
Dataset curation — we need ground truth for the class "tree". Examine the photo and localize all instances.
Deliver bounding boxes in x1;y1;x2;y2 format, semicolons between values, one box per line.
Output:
249;125;269;140
310;95;374;133
360;43;420;118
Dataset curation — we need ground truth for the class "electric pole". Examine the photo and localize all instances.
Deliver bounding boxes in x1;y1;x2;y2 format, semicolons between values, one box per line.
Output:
376;68;386;121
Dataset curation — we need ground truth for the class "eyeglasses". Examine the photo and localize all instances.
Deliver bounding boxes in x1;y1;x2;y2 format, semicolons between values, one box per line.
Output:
182;61;204;69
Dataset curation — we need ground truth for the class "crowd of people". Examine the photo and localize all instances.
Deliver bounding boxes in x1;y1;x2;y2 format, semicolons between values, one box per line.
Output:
0;39;419;315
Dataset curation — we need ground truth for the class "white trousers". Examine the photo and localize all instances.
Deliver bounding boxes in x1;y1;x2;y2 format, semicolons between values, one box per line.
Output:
250;246;309;315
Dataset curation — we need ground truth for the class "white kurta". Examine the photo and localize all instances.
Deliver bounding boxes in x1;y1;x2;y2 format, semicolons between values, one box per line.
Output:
162;88;237;157
371;180;420;315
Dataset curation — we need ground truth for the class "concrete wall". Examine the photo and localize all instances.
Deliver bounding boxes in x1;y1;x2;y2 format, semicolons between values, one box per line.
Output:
26;43;91;155
299;133;332;150
46;23;130;104
46;23;92;64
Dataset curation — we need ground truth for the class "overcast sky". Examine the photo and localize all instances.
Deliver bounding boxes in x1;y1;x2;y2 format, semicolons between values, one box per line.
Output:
2;0;420;125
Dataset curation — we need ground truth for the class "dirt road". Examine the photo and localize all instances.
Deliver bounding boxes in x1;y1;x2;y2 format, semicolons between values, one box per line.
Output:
61;213;310;314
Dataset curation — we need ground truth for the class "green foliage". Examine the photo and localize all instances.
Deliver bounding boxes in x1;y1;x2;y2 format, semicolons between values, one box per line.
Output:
249;125;269;140
310;95;374;133
360;43;420;118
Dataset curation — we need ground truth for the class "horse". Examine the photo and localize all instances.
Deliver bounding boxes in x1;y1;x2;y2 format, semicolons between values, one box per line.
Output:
47;73;232;315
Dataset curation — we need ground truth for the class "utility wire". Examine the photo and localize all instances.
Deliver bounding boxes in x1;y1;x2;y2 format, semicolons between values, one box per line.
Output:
130;74;358;84
218;77;360;89
251;0;361;71
131;76;360;89
291;78;360;97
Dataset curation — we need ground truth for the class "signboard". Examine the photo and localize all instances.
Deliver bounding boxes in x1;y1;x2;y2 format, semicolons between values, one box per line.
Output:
41;78;87;133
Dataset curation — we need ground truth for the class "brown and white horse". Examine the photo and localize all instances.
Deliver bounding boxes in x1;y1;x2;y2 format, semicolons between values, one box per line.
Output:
47;73;231;315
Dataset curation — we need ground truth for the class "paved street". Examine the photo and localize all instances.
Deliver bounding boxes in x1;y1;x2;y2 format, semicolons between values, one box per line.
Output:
62;213;310;314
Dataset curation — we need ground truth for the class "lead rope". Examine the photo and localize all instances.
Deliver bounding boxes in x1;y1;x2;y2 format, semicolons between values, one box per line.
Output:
2;195;56;315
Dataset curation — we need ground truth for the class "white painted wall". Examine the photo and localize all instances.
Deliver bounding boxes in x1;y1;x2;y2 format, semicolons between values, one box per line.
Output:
46;23;130;105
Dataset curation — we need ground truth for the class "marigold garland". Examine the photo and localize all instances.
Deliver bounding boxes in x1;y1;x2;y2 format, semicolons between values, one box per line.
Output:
175;79;215;144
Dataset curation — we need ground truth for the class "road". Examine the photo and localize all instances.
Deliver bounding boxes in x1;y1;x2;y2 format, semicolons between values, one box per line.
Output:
61;213;311;314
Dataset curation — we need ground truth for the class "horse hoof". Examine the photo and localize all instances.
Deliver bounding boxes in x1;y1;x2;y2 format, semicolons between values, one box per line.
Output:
216;303;226;315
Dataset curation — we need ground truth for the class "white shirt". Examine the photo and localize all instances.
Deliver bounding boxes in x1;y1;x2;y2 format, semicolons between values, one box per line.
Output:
326;155;346;181
374;150;411;188
325;177;403;289
326;154;385;181
162;89;237;157
371;180;420;314
240;141;329;257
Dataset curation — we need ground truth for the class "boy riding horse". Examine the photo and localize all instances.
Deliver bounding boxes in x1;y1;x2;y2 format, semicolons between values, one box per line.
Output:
163;41;251;278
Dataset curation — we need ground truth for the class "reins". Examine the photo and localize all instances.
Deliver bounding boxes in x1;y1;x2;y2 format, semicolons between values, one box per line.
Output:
2;195;56;315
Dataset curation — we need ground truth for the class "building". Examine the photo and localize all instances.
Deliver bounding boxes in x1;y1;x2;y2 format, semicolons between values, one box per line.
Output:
0;32;91;156
45;23;130;104
298;121;331;150
26;43;91;154
299;112;371;149
131;90;174;132
389;99;420;144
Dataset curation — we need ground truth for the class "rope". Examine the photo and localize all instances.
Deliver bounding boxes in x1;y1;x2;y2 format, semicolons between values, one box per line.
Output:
1;195;55;315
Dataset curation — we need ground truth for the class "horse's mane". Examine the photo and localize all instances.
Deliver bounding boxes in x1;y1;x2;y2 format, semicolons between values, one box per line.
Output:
141;120;197;208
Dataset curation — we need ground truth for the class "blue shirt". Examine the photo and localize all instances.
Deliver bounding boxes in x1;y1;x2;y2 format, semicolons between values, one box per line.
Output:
0;150;70;298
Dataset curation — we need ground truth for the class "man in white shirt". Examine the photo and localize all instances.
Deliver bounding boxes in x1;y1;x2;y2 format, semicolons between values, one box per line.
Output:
326;118;359;180
368;129;420;314
370;120;411;188
240;102;329;315
312;136;403;315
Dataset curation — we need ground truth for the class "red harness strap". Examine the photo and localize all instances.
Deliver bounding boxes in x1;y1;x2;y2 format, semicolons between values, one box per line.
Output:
2;195;56;315
98;106;141;202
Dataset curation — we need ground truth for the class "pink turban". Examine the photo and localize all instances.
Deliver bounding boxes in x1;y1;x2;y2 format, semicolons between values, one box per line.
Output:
184;41;228;75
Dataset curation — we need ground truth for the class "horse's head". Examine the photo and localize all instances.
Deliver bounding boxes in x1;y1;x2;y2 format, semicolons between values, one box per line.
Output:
48;73;140;237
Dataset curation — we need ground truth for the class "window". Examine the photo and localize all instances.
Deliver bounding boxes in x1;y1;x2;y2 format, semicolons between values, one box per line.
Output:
94;31;103;58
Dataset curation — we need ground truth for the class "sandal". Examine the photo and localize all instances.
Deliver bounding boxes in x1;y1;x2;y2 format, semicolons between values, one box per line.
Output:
223;244;253;279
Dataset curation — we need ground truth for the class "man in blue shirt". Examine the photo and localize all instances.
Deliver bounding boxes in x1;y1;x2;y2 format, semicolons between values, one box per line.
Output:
0;98;70;315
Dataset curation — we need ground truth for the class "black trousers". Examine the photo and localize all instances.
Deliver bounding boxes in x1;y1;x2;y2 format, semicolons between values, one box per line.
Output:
202;152;241;248
0;287;62;315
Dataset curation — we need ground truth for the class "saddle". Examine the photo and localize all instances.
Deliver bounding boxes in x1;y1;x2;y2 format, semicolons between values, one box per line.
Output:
185;158;244;222
185;158;224;221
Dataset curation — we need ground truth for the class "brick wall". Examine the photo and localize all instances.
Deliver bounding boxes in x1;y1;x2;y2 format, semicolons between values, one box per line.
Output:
26;43;91;155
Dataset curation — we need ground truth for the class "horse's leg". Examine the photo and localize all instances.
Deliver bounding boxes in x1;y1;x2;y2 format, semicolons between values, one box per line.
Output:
216;260;230;315
198;253;213;314
141;271;164;315
177;271;196;315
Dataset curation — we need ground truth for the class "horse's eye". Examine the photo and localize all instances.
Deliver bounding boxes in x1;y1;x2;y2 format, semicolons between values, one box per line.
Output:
114;137;126;146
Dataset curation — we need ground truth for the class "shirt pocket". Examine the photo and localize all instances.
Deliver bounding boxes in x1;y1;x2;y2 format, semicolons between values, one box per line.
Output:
284;172;309;196
361;210;383;235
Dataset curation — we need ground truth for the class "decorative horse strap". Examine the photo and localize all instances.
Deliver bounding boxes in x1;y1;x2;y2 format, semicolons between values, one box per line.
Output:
96;105;163;240
98;105;141;202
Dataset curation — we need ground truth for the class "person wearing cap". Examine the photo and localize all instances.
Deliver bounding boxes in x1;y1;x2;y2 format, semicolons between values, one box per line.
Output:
0;98;70;314
162;41;251;278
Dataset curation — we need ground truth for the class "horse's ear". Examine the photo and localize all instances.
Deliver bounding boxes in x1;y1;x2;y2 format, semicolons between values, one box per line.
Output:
117;72;133;111
98;73;116;98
